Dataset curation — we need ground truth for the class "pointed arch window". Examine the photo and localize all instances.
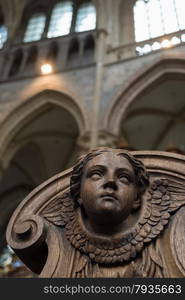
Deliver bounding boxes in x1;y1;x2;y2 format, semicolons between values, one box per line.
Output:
75;3;96;33
47;1;73;38
24;13;46;42
134;0;185;42
0;25;8;48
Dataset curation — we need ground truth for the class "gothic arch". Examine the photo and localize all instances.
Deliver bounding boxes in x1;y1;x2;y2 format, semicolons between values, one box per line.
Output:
104;55;185;135
0;89;88;169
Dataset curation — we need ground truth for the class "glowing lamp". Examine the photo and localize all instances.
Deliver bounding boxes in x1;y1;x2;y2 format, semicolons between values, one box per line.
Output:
161;39;171;48
41;63;53;75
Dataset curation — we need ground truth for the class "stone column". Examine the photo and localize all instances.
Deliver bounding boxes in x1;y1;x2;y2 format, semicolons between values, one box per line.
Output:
19;47;30;74
0;168;3;182
36;44;50;73
119;0;136;45
0;157;6;182
56;39;69;70
2;50;14;79
90;29;107;149
106;0;122;47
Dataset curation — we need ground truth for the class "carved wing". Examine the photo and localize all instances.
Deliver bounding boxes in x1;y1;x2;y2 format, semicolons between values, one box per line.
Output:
134;178;185;246
137;181;185;277
41;191;75;226
168;180;185;211
40;177;185;266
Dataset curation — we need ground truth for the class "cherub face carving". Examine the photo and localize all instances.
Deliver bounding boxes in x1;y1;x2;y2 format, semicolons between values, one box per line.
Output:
80;152;137;225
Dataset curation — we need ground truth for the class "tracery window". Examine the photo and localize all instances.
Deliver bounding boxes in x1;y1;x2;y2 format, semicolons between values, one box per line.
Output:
0;25;8;49
23;13;46;42
47;1;73;38
75;3;96;32
23;1;96;43
134;0;185;42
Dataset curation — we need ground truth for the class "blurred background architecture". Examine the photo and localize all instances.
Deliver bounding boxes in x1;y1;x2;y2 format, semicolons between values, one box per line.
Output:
0;0;185;276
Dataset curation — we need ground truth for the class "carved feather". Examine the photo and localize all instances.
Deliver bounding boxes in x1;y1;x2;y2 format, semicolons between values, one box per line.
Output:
166;180;185;212
41;191;75;226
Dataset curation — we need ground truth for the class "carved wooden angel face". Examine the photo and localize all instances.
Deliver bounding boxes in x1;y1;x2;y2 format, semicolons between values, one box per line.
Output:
80;152;137;226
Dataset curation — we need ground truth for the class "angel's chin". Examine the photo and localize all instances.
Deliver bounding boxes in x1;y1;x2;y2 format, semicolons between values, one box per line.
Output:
93;205;125;223
100;200;116;210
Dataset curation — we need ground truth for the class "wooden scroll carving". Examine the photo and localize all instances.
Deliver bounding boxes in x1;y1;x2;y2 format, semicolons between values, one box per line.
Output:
6;148;185;277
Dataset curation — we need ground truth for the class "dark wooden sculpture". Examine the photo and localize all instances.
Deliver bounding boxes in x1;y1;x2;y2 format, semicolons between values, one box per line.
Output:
6;148;185;277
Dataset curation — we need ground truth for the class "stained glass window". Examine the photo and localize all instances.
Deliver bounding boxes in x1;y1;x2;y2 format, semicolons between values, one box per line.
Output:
75;3;96;32
24;13;46;42
0;25;8;48
47;1;73;38
134;0;185;42
24;14;46;43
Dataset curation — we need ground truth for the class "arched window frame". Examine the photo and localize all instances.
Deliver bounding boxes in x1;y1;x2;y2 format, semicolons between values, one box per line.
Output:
134;0;185;42
47;0;97;39
23;12;46;43
22;1;97;43
47;1;74;38
74;1;97;33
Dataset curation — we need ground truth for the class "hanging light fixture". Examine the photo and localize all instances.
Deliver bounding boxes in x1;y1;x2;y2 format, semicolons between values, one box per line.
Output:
40;63;53;75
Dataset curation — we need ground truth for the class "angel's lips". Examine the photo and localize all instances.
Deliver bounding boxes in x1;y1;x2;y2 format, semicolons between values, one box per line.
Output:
100;193;118;202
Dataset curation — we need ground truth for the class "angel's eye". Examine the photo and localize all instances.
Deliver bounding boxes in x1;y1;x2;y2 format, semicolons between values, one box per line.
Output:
89;171;103;180
118;174;130;184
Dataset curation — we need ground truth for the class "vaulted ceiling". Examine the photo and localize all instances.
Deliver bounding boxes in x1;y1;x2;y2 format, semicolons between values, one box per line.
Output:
121;78;185;152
